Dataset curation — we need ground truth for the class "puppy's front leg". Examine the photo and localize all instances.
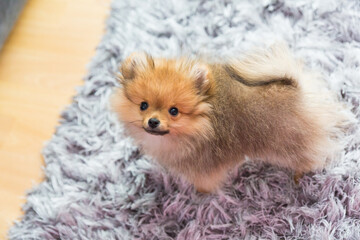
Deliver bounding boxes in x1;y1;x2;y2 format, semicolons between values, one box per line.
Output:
192;168;228;193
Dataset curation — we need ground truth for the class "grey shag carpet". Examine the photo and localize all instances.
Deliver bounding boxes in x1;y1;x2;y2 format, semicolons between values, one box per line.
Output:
9;0;360;239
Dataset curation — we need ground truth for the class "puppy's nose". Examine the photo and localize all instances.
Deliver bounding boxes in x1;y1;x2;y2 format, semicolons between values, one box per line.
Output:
148;118;160;129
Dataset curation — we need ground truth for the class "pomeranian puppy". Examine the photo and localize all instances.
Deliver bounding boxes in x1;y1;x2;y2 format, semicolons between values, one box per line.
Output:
112;44;350;193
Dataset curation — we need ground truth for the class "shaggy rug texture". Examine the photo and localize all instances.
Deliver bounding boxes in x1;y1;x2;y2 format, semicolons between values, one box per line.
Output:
9;0;360;239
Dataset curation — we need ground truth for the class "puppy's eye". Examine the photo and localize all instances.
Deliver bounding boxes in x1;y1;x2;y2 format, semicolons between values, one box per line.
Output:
140;102;148;111
169;107;178;116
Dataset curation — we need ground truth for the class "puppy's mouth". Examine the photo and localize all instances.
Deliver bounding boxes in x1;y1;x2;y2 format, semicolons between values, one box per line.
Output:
143;128;170;136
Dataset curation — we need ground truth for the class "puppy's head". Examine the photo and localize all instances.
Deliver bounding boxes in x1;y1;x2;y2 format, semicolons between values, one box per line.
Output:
112;52;215;141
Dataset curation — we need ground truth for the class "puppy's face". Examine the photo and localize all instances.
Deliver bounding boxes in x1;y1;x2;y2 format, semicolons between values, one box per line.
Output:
112;53;215;141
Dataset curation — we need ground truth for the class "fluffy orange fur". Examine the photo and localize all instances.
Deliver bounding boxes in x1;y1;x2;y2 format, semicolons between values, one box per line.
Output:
112;45;351;193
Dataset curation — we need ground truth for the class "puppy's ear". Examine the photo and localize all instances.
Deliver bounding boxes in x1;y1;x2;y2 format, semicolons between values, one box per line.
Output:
191;63;212;95
119;52;154;82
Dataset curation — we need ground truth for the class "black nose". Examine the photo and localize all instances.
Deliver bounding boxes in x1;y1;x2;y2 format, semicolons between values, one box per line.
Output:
148;118;160;129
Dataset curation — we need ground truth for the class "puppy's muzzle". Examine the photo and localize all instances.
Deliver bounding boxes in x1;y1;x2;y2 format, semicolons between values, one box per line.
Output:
144;118;169;135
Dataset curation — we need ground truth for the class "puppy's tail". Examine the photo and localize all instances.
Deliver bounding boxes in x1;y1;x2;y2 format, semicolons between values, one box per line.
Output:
226;43;301;87
229;43;356;170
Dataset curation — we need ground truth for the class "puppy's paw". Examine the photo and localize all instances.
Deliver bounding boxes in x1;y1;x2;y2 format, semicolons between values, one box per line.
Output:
293;171;304;185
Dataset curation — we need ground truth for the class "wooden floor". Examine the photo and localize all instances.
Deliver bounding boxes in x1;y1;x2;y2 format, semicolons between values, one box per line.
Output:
0;0;110;238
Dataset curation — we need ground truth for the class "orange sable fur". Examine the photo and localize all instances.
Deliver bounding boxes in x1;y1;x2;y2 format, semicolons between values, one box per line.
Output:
111;45;351;193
